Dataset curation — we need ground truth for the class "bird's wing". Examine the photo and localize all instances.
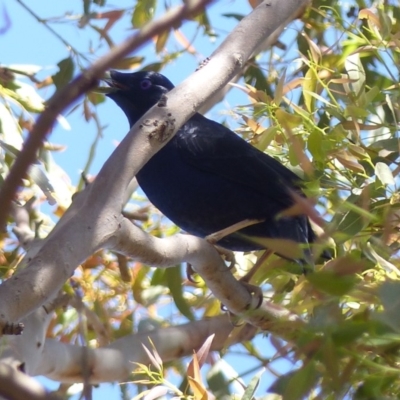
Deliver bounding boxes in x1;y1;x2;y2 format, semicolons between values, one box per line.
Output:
176;113;303;208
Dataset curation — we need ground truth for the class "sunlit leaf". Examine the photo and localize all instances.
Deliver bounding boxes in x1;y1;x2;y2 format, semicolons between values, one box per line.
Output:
28;164;57;205
0;102;23;150
302;68;317;112
375;162;395;186
188;353;207;399
112;56;144;70
274;69;286;106
6;64;42;75
155;29;169;53
344;53;365;98
334;150;366;174
240;369;263;400
242;236;304;260
302;32;321;64
275;109;302;129
131;0;156;28
242;116;264;134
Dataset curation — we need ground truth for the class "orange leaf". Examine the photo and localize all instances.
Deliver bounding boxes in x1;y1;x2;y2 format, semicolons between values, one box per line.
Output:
174;29;196;54
358;8;381;28
188;377;208;400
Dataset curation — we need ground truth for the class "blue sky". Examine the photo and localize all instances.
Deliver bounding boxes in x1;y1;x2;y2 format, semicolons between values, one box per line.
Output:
1;0;297;398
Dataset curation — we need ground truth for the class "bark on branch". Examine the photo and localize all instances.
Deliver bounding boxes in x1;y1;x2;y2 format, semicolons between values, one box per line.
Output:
35;316;256;384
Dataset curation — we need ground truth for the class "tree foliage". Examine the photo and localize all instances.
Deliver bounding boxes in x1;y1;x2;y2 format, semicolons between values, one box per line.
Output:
1;0;400;399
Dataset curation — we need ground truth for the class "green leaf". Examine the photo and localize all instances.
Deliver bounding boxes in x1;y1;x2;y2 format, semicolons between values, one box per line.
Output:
378;281;400;332
364;85;381;105
0;103;23;150
307;270;357;296
354;375;397;400
241;370;262;400
244;64;271;96
375;162;395;186
142;62;163;72
6;64;42;75
155;29;170;54
112;56;144;70
131;0;156;28
0;139;20;157
87;92;105;105
269;362;318;400
274;69;286;106
344;52;365;98
336;210;366;240
28;164;56;205
140;285;167;307
369;138;400;152
150;268;166;286
194;10;213;37
52;57;74;90
207;362;231;398
241;236;304;260
308;129;325;161
165;266;194;321
331;321;370;346
303;68;317;112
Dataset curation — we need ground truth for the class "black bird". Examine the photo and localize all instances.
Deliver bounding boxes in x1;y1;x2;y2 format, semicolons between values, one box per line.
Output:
105;70;320;262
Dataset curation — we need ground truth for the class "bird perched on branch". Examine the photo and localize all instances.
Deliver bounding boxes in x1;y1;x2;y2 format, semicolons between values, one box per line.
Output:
105;70;323;264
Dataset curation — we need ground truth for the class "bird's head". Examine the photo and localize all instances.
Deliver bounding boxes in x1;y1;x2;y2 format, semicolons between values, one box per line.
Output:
104;70;175;126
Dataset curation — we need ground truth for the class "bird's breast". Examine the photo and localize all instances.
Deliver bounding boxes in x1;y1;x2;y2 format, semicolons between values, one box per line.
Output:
136;140;268;237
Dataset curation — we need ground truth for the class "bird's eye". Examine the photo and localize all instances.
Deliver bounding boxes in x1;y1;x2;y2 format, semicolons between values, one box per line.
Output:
140;79;152;90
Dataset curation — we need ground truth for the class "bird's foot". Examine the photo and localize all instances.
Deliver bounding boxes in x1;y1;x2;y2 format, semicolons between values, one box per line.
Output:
241;281;264;309
231;250;271;310
213;245;236;269
186;263;198;283
206;218;265;245
220;281;264;312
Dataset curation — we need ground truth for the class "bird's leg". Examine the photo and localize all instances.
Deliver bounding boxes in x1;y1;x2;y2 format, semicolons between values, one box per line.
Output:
186;245;236;283
189;219;267;303
205;218;265;244
213;245;236;269
186;263;198;283
205;219;266;309
241;282;264;309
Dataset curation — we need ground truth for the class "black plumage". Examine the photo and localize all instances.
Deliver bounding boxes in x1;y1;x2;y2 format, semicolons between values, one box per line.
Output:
105;70;319;260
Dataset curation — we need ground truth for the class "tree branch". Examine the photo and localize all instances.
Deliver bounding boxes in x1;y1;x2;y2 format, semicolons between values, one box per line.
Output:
34;316;256;384
0;363;61;400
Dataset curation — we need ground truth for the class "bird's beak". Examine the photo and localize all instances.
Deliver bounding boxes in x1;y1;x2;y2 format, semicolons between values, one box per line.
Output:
102;70;128;90
89;71;128;95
